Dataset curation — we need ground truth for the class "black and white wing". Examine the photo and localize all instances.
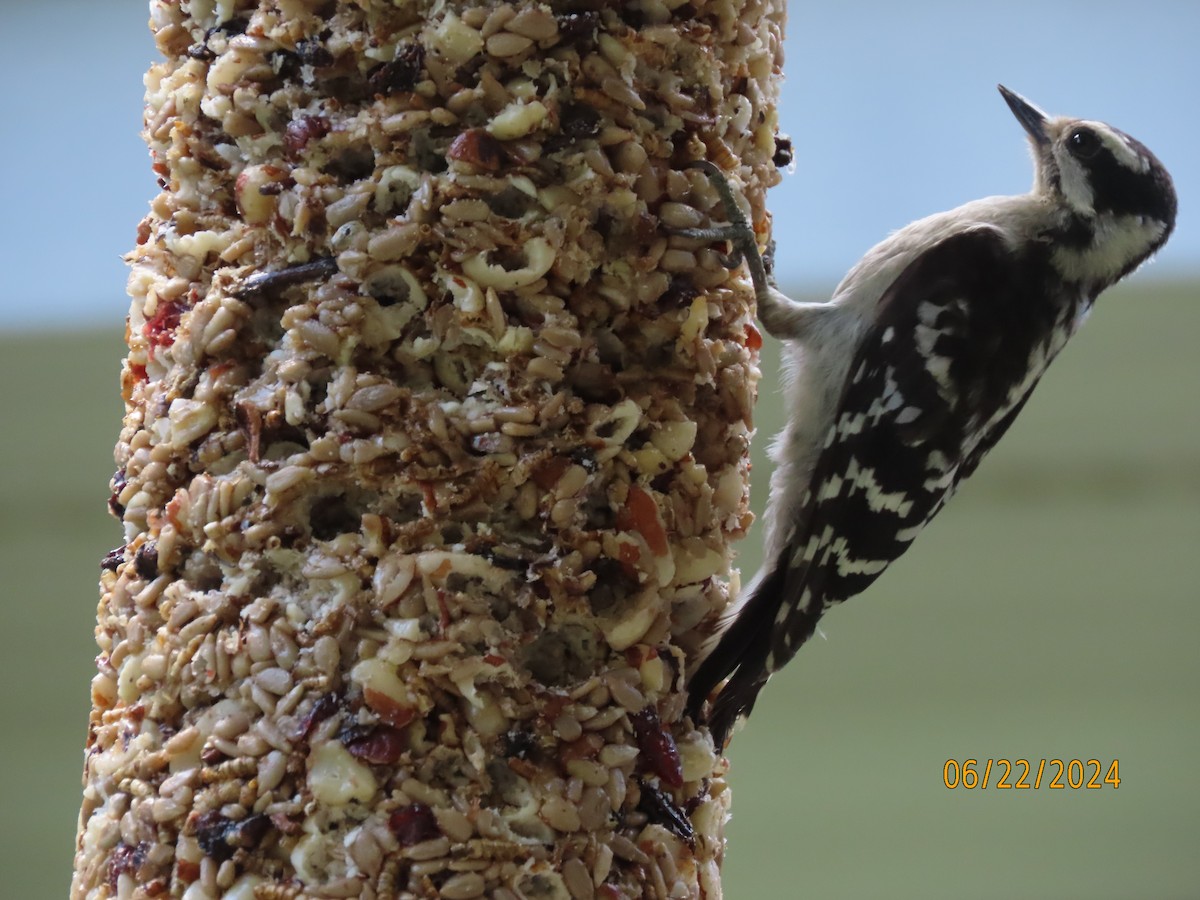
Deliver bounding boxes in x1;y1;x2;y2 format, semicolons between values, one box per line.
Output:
689;227;1071;744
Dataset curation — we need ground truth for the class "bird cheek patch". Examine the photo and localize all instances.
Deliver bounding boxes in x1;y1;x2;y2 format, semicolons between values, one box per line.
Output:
1057;154;1097;216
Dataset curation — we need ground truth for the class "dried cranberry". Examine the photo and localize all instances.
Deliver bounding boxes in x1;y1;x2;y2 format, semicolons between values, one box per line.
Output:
634;211;659;245
192;811;270;861
108;469;128;517
658;276;699;310
772;134;794;168
193;812;236;861
284;115;331;155
143;299;187;355
106;842;147;890
345;726;408;764
388;802;440;846
101;546;126;572
134;542;158;580
630;706;684;789
227;814;270;849
291;691;339;740
368;43;425;94
532;455;571;491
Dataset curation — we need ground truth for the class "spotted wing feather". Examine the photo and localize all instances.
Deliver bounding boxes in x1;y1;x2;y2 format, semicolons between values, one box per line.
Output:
690;227;1074;744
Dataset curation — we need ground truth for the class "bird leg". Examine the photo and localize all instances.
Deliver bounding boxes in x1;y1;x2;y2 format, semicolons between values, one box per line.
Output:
675;160;823;342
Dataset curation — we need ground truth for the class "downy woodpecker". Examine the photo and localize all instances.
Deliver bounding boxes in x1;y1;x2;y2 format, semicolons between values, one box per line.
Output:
683;86;1177;747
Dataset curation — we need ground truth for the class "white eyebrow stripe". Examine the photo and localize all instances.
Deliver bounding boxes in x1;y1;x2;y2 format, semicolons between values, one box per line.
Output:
1088;120;1150;173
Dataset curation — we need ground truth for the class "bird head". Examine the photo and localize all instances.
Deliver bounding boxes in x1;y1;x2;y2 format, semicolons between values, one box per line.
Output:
998;84;1177;286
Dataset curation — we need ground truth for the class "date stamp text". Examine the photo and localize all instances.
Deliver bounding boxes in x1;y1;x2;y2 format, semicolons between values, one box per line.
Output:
943;759;1120;790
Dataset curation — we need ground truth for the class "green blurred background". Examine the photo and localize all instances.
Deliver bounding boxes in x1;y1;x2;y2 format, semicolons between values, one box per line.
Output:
2;279;1197;898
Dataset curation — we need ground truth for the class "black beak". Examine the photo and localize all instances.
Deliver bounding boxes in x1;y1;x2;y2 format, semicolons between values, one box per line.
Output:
998;85;1050;146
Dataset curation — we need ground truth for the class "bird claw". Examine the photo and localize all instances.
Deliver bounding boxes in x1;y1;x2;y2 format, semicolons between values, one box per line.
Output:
672;160;773;303
716;247;746;271
666;233;746;271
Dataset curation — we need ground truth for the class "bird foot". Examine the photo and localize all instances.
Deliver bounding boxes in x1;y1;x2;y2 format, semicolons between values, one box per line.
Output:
674;160;773;303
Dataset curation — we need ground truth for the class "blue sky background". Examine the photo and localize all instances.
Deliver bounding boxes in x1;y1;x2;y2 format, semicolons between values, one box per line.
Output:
0;0;1195;329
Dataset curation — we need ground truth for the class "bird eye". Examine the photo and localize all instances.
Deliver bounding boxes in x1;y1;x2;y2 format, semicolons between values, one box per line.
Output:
1068;128;1101;159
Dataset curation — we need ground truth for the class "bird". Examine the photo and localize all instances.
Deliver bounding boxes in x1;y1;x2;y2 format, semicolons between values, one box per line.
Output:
680;85;1177;748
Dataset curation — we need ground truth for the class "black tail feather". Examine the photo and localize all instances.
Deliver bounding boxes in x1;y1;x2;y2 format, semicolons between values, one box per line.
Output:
685;564;789;743
706;661;769;750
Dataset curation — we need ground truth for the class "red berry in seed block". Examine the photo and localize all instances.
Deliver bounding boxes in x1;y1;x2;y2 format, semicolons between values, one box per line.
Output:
630;706;684;789
388;803;441;846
